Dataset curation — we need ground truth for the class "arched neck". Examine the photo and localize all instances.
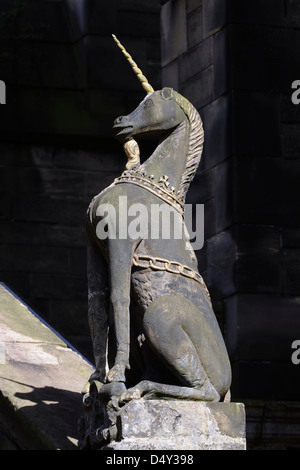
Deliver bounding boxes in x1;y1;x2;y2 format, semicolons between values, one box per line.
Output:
141;119;190;195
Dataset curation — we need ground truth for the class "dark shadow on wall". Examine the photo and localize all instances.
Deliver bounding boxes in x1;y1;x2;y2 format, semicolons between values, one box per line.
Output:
0;376;83;449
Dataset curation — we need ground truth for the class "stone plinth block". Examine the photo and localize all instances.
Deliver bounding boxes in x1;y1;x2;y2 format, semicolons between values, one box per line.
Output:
103;399;246;450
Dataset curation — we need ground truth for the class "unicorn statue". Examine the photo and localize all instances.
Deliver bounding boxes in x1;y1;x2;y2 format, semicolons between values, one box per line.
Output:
79;35;232;449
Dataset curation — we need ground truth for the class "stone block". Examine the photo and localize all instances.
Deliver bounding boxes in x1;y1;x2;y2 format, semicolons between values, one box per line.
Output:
147;60;162;92
202;0;230;37
86;171;120;198
48;299;88;337
179;37;212;84
14;192;88;224
181;66;213;110
84;0;117;35
203;197;216;239
213;26;231;98
186;167;215;204
16;167;85;196
214;158;234;233
282;249;300;295
19;42;87;89
259;401;300;447
206;229;236;299
0;244;70;275
225;294;300;400
16;87;120;139
282;123;300;160
238;361;300;401
104;399;246;450
18;88;90;136
281;93;300;124
236;157;300;226
245;400;300;450
69;247;87;277
0;272;31;301
233;91;281;157
235;225;281;294
282;228;300;248
86;88;128;132
187;0;202;14
230;0;285;27
146;37;161;61
119;10;160;38
0;166;13;191
225;293;300;363
231;24;300;93
30;273;87;301
162;60;179;91
186;159;232;238
201;94;233;168
42;224;86;248
196;243;207;274
0;86;18;134
231;24;281;92
161;0;187;66
237;252;282;294
51;146;122;173
187;6;203;48
84;36;148;92
0;143;19;166
284;0;300;28
0;192;11;219
0;0;78;44
0;220;43;246
119;0;161;13
28;146;54;168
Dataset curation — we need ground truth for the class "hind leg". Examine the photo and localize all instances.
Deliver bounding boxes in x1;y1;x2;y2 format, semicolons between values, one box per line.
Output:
123;294;221;402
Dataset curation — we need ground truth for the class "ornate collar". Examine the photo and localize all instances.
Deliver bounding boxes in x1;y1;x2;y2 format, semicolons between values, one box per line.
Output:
114;167;185;215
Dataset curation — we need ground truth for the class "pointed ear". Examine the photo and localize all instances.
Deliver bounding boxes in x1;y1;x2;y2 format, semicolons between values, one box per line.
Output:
161;87;173;100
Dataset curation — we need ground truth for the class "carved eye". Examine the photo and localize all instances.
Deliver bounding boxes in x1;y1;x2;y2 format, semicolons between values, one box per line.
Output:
144;99;154;108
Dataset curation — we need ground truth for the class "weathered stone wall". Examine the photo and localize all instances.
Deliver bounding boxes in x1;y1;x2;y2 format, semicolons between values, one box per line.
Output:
161;0;236;314
161;0;300;402
1;0;300;410
226;0;300;402
0;0;161;361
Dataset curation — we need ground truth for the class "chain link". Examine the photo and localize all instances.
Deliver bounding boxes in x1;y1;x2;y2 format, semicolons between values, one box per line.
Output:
132;253;211;302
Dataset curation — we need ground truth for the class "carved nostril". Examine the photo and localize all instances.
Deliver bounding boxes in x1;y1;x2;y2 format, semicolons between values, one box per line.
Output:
114;116;123;125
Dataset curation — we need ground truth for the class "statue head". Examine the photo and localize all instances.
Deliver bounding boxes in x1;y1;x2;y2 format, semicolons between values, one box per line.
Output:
112;34;203;190
112;88;187;142
112;35;185;168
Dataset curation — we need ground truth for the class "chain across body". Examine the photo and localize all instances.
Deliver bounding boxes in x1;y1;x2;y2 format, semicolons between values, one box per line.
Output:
132;253;211;303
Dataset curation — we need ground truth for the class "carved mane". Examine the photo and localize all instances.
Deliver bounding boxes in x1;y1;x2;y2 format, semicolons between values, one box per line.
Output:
173;91;204;201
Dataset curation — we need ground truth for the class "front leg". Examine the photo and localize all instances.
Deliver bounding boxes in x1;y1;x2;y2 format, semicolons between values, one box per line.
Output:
87;238;109;384
106;238;137;384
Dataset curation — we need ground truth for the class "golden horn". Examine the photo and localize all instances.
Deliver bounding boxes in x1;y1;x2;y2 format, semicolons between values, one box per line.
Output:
112;34;154;95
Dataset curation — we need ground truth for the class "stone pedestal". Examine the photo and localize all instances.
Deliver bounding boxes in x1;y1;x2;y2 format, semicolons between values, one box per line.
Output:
102;399;246;450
